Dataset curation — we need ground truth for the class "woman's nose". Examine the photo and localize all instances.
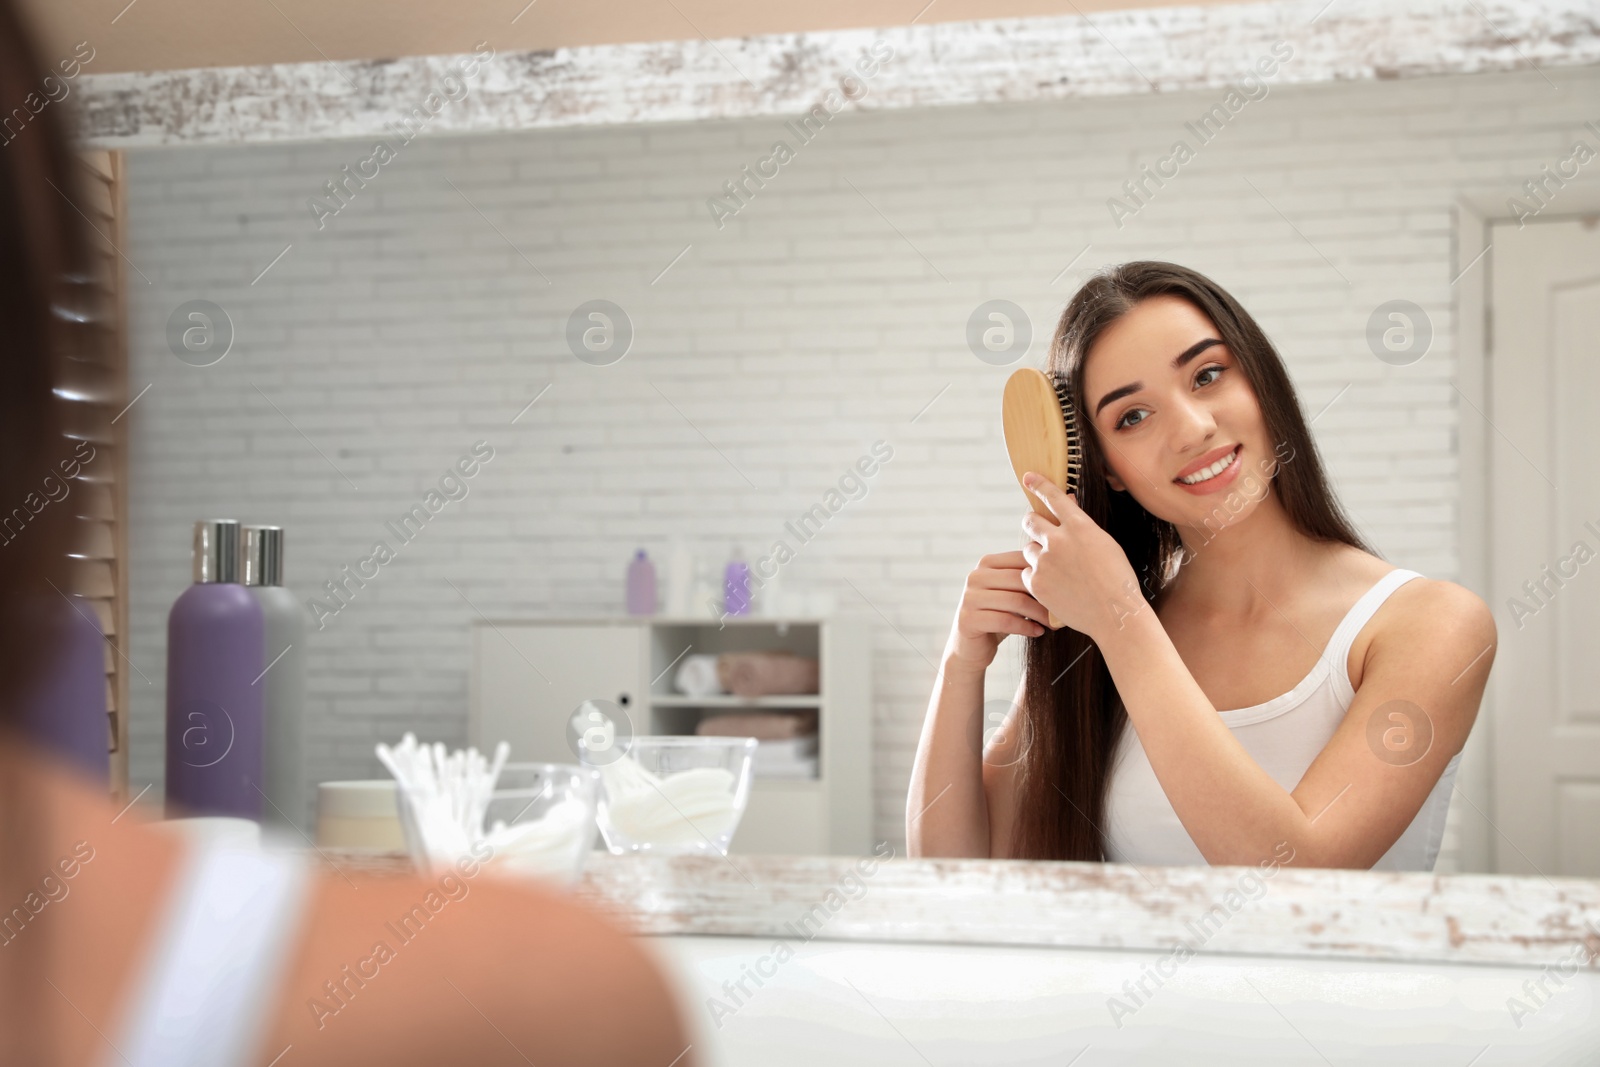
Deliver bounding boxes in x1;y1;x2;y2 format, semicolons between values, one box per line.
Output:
1170;395;1218;451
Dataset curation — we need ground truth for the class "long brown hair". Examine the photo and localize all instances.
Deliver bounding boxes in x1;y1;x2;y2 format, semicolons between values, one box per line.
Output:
1007;261;1375;862
1;3;103;1065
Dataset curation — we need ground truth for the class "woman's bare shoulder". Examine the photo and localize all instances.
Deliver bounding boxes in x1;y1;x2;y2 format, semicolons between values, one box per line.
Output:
1326;544;1399;589
1334;545;1490;625
262;860;699;1067
1341;548;1495;690
1370;574;1494;648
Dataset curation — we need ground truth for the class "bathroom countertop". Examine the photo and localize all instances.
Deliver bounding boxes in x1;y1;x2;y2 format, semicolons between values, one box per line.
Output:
314;847;1600;972
566;851;1600;973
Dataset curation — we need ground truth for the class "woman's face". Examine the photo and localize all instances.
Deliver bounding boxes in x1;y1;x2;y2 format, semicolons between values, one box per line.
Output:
1081;294;1275;529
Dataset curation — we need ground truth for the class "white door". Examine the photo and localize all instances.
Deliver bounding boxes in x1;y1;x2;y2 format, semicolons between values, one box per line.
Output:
1490;214;1600;877
470;622;644;764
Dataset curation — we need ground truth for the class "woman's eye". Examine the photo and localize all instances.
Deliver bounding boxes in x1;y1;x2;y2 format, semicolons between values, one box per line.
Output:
1113;365;1224;431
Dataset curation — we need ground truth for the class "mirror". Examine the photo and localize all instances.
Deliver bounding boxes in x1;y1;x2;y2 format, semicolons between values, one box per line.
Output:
83;6;1600;894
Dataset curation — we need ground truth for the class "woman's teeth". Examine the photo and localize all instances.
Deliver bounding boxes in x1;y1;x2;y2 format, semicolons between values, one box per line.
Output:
1178;447;1238;485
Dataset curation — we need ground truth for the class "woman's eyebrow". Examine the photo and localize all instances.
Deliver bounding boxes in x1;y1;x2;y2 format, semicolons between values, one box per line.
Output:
1092;337;1225;418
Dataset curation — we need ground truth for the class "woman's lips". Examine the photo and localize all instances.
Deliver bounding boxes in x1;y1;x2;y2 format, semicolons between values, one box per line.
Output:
1174;444;1243;494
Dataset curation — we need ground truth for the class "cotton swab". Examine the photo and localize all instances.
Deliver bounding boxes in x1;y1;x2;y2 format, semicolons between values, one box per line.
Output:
376;733;510;874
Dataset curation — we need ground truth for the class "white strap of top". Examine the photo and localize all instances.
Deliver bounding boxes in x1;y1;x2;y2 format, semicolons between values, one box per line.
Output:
1328;568;1424;703
109;843;312;1067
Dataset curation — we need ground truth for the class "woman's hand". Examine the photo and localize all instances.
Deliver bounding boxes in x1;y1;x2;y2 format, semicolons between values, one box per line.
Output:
1019;472;1145;643
943;550;1051;673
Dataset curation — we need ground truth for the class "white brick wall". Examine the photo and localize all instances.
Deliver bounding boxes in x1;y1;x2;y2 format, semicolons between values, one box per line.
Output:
123;62;1598;851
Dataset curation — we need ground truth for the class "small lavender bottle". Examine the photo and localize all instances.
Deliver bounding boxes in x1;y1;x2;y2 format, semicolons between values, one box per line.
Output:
625;548;657;616
723;545;751;617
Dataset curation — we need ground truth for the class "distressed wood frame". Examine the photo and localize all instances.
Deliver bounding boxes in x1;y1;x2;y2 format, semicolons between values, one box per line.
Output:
568;851;1600;971
72;0;1600;149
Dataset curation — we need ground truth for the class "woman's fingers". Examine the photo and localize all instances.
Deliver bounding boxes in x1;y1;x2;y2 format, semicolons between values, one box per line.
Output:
988;589;1049;626
960;553;1049;628
976;574;1030;596
972;558;1033;591
971;608;1046;637
946;552;1050;672
966;588;1049;627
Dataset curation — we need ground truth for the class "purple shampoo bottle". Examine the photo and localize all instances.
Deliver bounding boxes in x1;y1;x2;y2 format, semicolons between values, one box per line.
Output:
625;548;657;616
18;589;110;784
165;519;265;820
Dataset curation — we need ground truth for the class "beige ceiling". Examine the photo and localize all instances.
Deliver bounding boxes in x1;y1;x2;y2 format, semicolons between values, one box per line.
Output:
20;0;1265;75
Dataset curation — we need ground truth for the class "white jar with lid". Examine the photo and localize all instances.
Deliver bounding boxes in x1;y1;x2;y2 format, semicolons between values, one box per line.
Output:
315;779;406;850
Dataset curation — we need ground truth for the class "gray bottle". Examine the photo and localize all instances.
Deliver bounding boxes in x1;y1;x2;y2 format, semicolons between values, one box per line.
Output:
243;526;307;831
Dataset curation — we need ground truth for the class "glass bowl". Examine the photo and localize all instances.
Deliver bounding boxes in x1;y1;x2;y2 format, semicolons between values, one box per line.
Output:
583;736;757;856
478;762;601;885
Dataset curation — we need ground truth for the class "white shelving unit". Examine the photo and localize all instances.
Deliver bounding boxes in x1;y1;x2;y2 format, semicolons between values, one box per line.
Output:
468;615;871;856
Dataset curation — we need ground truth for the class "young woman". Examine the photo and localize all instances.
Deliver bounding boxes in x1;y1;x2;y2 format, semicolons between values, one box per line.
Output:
908;261;1495;870
0;5;696;1065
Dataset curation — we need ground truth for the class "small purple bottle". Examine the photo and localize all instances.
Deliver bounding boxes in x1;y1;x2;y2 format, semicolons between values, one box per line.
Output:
723;546;751;617
165;519;265;820
625;548;656;616
18;589;109;784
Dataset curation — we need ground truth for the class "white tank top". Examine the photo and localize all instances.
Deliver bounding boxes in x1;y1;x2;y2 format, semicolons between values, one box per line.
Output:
1103;567;1463;871
104;842;312;1067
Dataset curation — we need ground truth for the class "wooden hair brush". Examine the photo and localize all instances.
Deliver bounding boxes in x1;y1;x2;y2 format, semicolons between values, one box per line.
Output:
1001;367;1083;631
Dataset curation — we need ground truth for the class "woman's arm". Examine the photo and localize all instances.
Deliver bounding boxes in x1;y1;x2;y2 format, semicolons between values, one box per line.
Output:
981;678;1029;859
907;666;1030;859
907;552;1049;858
907;662;1037;859
906;656;990;857
1096;578;1494;868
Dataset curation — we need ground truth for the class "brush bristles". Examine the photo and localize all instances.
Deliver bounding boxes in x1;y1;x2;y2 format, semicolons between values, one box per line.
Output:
1048;371;1083;495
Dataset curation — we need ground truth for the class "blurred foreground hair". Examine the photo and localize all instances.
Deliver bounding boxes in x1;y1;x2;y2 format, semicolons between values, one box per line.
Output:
0;4;110;1064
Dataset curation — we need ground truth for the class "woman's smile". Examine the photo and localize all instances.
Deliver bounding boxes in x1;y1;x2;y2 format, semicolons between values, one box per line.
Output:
1173;443;1243;494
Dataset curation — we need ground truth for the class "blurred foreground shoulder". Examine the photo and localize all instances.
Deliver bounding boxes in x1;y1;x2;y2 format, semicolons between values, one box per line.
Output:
263;864;698;1067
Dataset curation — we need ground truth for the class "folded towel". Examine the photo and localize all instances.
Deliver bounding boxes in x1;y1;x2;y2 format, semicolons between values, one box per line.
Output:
716;651;820;698
752;735;818;764
674;653;726;697
696;710;818;741
738;733;818;778
752;756;819;779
